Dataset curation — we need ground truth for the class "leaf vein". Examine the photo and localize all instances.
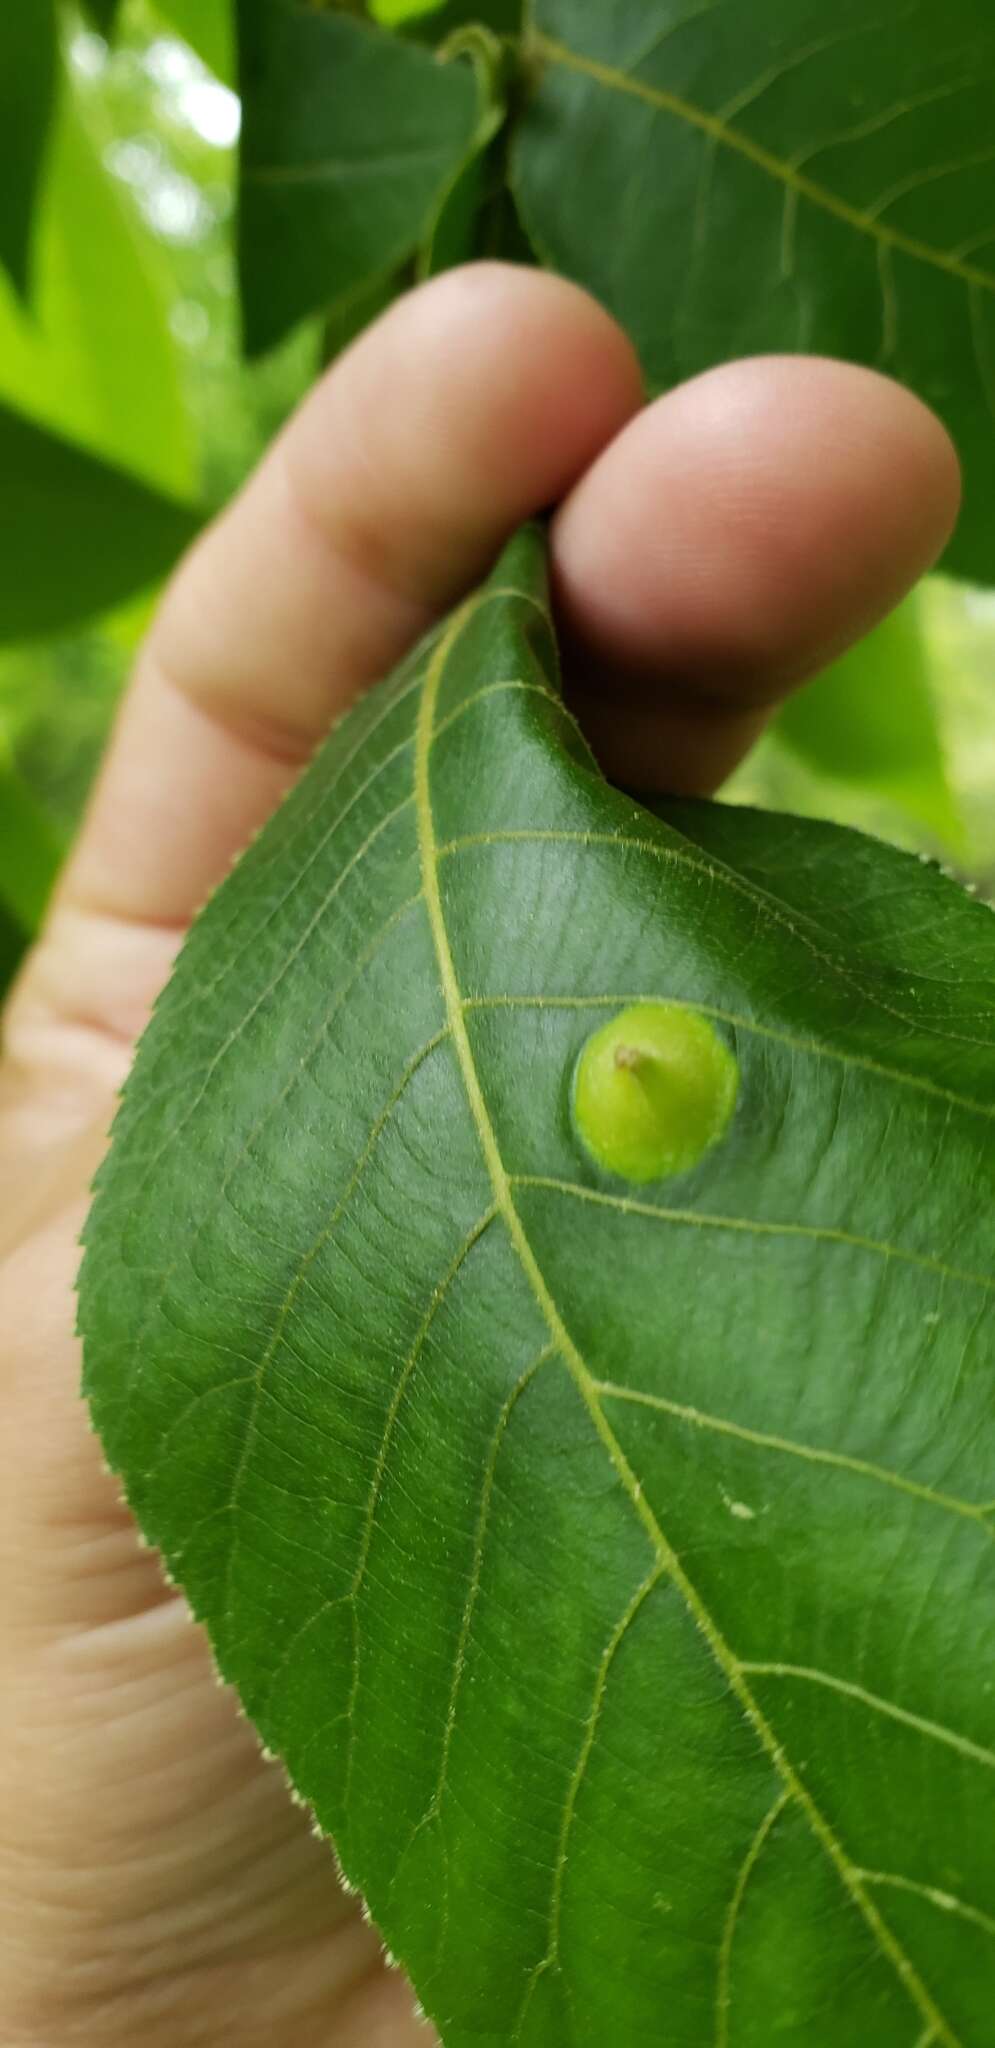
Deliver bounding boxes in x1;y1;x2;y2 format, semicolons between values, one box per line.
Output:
462;991;995;1121
740;1663;995;1771
416;600;959;2046
530;31;995;294
513;1174;993;1294
716;1788;792;2048
594;1380;993;1535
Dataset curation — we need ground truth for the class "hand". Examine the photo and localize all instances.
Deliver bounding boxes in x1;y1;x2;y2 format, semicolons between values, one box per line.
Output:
0;264;960;2047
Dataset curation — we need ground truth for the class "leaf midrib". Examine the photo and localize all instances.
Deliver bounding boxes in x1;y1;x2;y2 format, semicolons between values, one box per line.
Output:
530;29;995;297
414;592;958;2045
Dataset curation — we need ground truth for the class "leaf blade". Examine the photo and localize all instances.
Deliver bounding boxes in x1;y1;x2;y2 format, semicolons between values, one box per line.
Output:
236;0;484;355
0;405;202;642
0;0;57;296
513;1;995;582
0;77;197;499
81;531;995;2043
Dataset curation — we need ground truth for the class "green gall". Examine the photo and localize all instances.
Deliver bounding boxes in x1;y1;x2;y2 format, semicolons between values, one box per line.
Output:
572;1002;739;1184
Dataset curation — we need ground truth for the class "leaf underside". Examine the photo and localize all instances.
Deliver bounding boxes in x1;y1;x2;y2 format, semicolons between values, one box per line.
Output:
512;0;995;584
81;531;995;2046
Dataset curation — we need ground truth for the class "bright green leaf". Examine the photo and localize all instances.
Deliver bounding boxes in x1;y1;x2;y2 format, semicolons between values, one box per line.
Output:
776;593;962;847
0;77;195;499
371;0;446;24
0;405;201;643
0;732;63;933
82;528;995;2046
151;0;236;86
0;0;57;296
513;0;995;583
236;0;484;355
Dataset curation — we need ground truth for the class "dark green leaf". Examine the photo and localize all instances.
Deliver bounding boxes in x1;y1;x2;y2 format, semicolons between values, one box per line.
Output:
82;529;995;2044
417;32;508;275
321;263;409;368
0;900;27;1001
0;405;202;643
0;735;63;933
236;0;484;355
776;594;961;846
0;0;57;296
82;0;123;37
513;0;995;583
385;0;523;39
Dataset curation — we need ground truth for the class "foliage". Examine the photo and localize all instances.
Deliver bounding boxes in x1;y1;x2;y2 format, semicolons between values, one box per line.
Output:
0;401;201;646
4;4;995;2041
82;530;995;2044
0;1;57;296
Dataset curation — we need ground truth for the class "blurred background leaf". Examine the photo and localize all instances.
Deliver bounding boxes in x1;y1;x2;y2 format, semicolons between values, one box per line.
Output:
153;0;234;84
0;403;202;644
0;732;64;935
236;0;486;355
774;594;963;852
0;65;194;496
0;2;58;297
83;0;123;38
372;0;523;33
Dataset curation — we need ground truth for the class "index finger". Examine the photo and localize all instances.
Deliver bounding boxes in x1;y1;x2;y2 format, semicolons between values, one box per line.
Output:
59;264;641;932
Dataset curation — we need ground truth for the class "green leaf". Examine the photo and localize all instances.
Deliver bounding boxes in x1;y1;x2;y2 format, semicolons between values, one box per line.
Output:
776;593;962;847
0;0;57;296
0;405;201;643
236;0;484;355
0;78;196;500
321;262;409;367
152;0;236;86
0;900;27;1002
386;0;524;37
371;0;448;24
0;732;63;933
513;1;995;584
417;31;509;276
81;529;995;2044
82;0;123;37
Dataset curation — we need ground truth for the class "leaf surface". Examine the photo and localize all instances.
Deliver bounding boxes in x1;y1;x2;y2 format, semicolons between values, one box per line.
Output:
0;0;57;296
153;0;236;84
236;0;484;354
776;595;961;848
0;79;196;499
0;732;63;933
81;530;995;2046
0;406;201;642
513;0;995;582
82;0;122;37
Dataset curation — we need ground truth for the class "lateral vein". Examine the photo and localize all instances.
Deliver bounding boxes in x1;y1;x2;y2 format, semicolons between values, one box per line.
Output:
414;596;959;2047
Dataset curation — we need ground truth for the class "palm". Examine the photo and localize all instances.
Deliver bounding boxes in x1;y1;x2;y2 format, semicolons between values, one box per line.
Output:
0;1011;426;2047
0;265;957;2045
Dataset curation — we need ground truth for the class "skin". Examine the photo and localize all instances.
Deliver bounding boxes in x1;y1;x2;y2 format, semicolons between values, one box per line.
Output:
0;264;961;2047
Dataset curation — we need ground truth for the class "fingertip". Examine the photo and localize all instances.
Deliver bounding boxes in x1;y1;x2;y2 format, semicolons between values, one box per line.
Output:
291;261;644;605
550;353;962;792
